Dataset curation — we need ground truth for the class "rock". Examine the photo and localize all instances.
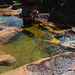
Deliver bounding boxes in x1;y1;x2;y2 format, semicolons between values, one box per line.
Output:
0;54;16;66
20;0;75;24
0;8;19;16
38;13;50;21
19;0;43;3
1;52;75;75
0;26;22;43
61;70;75;75
55;28;75;43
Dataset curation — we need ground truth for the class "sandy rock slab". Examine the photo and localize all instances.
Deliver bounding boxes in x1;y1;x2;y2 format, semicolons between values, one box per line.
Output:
1;52;75;75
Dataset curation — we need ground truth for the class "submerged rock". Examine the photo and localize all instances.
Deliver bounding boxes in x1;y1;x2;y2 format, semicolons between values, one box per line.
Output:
1;52;75;75
0;50;5;56
0;54;16;66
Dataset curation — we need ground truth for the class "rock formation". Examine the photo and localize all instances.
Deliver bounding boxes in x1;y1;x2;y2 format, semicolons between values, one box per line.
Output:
20;0;75;24
1;52;75;75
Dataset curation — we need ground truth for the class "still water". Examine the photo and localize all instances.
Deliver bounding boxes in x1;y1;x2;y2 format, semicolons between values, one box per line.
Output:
0;14;74;73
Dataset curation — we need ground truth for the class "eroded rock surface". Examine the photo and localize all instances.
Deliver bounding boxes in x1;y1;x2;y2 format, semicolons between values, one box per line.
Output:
1;52;75;75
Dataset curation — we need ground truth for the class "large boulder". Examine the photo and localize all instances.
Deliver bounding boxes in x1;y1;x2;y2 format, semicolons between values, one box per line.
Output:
1;52;75;75
20;0;75;24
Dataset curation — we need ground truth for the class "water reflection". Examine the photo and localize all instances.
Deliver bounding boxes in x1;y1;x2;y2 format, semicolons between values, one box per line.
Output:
0;16;23;28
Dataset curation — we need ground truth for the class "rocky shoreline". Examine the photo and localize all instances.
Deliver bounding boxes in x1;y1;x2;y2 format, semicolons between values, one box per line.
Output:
1;52;75;75
0;0;75;74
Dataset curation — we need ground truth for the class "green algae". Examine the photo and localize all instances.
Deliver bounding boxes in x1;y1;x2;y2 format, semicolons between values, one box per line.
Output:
0;30;50;73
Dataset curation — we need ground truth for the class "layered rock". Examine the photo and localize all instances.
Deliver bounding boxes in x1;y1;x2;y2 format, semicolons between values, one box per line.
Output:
1;52;75;75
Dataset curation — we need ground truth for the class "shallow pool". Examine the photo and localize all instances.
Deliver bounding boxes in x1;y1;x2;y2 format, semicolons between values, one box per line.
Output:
0;15;74;73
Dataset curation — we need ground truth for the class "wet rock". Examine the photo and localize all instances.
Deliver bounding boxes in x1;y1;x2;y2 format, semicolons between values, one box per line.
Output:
55;28;75;43
0;54;16;66
0;8;19;16
0;26;22;43
1;52;75;75
3;10;19;16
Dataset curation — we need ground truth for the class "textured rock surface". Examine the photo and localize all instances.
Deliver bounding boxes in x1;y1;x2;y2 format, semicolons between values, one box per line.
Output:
1;52;75;75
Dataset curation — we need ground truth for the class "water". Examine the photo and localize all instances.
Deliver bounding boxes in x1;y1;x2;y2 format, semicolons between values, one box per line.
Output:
0;15;74;73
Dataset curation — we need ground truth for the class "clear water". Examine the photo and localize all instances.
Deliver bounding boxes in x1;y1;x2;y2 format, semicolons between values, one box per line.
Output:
0;14;74;73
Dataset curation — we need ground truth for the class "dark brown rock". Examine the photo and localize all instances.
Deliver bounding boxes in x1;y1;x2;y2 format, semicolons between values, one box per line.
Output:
20;0;75;24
